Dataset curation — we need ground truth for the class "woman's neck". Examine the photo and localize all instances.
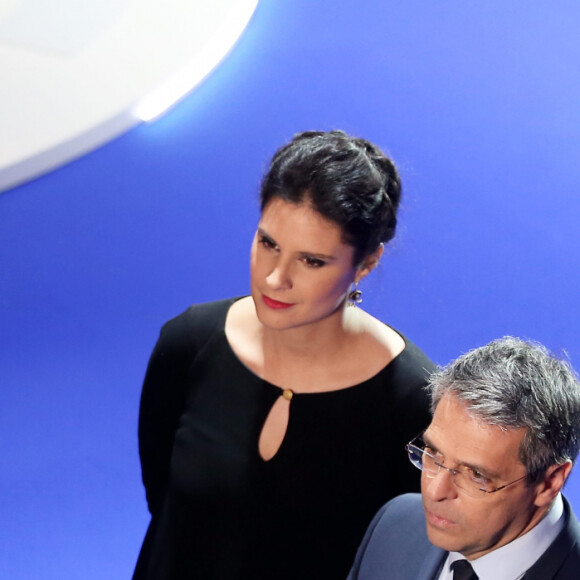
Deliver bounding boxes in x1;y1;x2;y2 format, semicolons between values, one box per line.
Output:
261;304;358;356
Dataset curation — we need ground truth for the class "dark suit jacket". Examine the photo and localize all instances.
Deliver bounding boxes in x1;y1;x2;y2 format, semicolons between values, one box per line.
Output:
347;493;580;579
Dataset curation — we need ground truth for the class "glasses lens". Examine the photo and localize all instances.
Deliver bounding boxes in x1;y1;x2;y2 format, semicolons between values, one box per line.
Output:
406;444;424;470
406;438;485;496
406;435;499;496
406;442;439;476
454;472;493;496
420;450;438;473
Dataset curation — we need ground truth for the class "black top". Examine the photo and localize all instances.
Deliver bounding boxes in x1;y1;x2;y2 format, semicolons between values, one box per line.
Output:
133;298;435;580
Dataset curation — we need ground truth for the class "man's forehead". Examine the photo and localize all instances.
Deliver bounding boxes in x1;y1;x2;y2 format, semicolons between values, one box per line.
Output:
425;393;526;474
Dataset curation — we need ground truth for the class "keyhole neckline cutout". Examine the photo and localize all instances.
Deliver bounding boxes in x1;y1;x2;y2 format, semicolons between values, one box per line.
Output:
258;390;294;462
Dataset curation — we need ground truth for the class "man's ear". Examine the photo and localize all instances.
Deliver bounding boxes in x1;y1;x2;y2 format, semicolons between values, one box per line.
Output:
534;461;573;507
355;244;384;283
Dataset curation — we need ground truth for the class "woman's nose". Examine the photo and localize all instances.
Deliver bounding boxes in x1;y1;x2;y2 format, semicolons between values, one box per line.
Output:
265;261;292;290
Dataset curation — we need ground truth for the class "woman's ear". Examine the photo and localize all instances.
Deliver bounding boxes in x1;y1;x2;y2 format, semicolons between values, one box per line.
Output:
355;244;384;283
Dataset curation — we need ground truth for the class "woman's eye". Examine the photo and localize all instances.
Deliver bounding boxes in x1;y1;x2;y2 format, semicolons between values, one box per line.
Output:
259;236;277;250
303;256;326;268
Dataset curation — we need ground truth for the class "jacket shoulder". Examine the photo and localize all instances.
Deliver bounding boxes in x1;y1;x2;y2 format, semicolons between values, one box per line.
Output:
526;495;580;579
349;494;440;580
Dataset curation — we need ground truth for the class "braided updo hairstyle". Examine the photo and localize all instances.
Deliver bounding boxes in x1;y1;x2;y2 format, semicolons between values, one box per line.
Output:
260;130;401;265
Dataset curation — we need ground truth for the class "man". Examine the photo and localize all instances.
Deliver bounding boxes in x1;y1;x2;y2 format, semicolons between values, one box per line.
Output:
348;337;580;579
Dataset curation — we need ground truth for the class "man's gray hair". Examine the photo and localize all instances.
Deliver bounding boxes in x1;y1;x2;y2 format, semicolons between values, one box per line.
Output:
428;337;580;483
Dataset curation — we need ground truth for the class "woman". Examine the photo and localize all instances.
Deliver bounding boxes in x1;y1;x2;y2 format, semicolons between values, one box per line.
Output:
133;131;435;579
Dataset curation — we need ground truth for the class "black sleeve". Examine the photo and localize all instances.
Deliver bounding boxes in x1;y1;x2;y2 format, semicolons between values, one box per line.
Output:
138;315;198;515
137;299;232;515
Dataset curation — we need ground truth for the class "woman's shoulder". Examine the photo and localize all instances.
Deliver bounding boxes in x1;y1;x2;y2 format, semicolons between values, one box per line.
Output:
381;331;437;404
223;297;262;369
164;297;240;330
393;334;437;377
156;297;242;353
346;308;404;360
352;309;436;388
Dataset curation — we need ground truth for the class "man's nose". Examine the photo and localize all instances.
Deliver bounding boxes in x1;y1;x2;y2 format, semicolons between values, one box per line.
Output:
422;467;458;502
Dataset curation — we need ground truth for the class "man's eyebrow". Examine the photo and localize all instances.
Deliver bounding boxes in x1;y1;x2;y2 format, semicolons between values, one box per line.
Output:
422;433;439;453
422;433;500;479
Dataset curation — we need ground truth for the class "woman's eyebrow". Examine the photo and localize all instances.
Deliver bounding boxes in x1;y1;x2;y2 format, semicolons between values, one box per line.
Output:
257;227;274;239
298;251;337;261
258;227;338;261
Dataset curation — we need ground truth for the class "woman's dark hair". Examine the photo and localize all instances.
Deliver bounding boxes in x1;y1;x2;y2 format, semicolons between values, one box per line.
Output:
260;130;402;265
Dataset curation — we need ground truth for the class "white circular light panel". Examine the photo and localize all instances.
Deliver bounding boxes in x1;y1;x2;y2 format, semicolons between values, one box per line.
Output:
0;0;258;193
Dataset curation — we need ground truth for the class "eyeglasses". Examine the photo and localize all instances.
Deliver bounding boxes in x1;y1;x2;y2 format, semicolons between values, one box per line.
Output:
405;434;529;497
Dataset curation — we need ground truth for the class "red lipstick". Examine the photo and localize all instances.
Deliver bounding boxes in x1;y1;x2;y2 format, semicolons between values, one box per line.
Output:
262;295;293;310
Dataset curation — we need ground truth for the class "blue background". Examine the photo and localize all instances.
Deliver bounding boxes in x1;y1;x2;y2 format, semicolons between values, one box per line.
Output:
2;1;580;577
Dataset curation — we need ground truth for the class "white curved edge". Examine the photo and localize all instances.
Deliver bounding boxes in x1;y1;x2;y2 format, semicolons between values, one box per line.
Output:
134;0;259;122
0;112;136;194
0;0;259;194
